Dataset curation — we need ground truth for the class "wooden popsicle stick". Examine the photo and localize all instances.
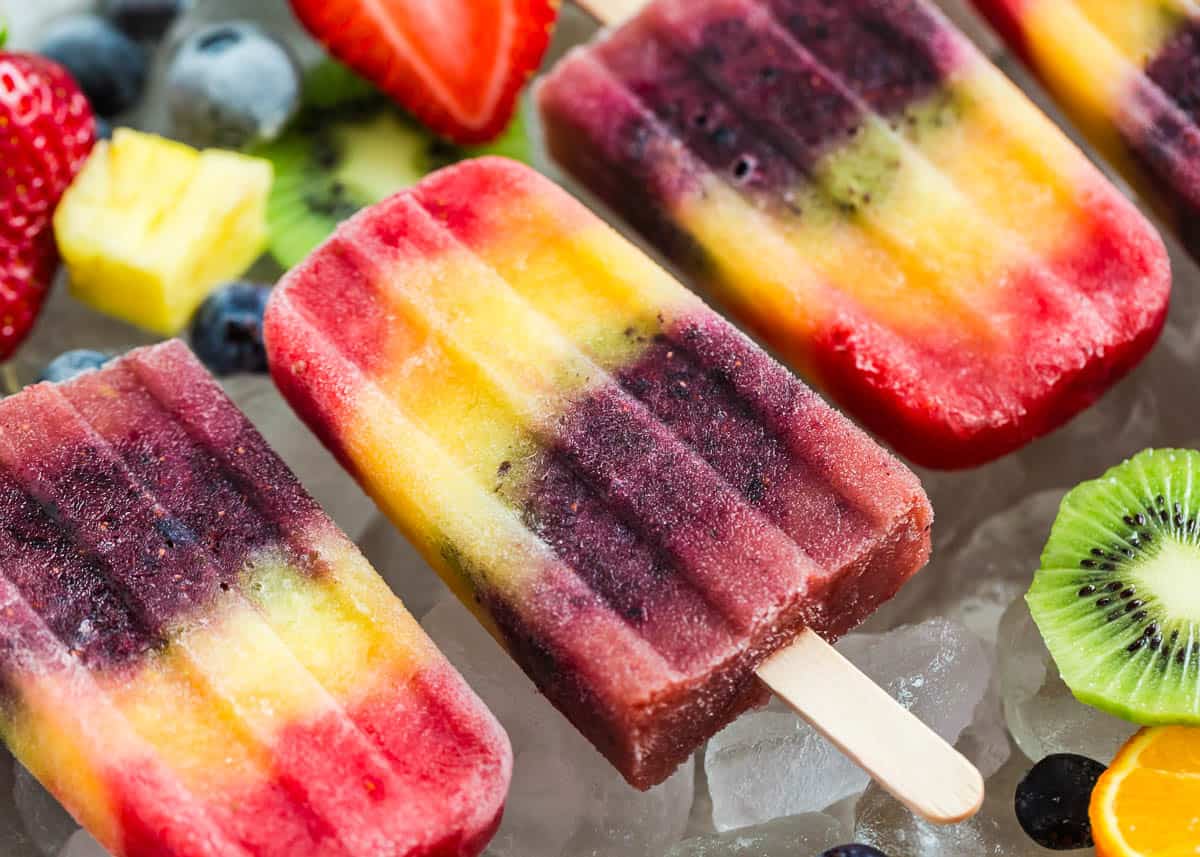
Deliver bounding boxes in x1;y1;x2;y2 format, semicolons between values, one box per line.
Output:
574;0;642;25
756;628;985;824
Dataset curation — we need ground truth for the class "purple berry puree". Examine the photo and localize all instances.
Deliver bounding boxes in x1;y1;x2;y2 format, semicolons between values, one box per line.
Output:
0;385;225;669
62;362;289;583
1128;19;1200;254
762;0;955;116
538;0;961;290
126;342;328;545
1147;21;1200;124
552;384;817;629
519;312;915;671
522;456;741;673
0;460;156;673
594;14;815;200
619;318;881;570
0;343;327;672
553;0;954;200
537;51;719;271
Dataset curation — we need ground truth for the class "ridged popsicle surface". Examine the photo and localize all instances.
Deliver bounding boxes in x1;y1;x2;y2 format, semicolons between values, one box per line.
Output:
0;341;510;857
265;158;933;789
539;0;1171;469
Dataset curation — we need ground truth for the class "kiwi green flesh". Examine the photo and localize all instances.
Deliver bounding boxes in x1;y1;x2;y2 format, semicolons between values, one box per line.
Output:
301;59;378;110
257;102;533;269
1029;448;1200;726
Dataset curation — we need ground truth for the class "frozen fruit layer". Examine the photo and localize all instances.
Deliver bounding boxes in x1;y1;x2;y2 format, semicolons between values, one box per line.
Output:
265;157;933;789
538;0;1170;469
973;0;1200;258
0;341;510;857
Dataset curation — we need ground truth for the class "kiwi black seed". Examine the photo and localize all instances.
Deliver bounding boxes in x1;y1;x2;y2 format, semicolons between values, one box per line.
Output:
253;61;532;270
1028;449;1200;725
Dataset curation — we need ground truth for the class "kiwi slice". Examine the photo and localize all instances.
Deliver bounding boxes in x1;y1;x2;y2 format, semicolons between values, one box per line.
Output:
255;61;533;269
1029;448;1200;725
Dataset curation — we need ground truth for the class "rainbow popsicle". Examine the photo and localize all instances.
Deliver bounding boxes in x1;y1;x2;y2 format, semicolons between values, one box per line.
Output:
973;0;1200;259
264;157;934;790
538;0;1171;470
0;341;511;857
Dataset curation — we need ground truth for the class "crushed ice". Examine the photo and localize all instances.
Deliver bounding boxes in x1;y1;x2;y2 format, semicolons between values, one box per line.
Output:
2;0;1198;854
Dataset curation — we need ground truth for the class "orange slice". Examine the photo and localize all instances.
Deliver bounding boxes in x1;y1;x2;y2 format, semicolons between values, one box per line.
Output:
1091;726;1200;856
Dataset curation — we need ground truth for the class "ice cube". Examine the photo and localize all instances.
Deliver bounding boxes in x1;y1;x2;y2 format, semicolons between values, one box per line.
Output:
854;745;1083;856
836;619;991;743
566;762;694;857
221;375;378;542
864;456;1030;635
859;782;999;856
998;599;1137;765
1036;380;1160;484
706;619;990;831
56;831;109;857
422;597;693;857
13;764;76;857
358;515;449;621
705;700;860;833
0;752;37;857
664;812;850;856
823;795;861;837
1139;238;1200;436
956;675;1012;780
914;490;1063;640
684;752;714;840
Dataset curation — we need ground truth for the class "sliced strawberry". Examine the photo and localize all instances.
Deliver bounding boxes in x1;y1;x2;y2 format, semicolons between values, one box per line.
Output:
0;54;96;359
290;0;560;144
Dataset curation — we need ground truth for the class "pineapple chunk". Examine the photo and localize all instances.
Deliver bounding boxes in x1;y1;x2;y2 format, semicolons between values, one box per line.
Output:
54;129;273;335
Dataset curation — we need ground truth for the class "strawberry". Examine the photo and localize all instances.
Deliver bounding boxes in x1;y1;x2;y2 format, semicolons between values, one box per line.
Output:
0;53;96;359
289;0;560;144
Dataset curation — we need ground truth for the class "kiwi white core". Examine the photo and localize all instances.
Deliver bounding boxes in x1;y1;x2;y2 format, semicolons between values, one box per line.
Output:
333;114;428;202
1135;537;1200;622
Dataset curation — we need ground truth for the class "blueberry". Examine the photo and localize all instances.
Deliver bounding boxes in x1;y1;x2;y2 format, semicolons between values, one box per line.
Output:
1015;754;1106;849
189;283;272;376
39;350;110;384
166;22;301;149
38;15;147;118
103;0;190;41
95;117;114;140
820;847;889;857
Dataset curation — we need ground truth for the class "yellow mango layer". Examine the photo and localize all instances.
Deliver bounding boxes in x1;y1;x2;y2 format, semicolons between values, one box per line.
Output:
1019;1;1163;175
